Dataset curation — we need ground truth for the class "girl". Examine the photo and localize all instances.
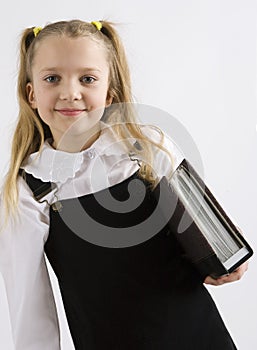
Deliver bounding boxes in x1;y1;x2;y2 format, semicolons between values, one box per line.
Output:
0;19;248;350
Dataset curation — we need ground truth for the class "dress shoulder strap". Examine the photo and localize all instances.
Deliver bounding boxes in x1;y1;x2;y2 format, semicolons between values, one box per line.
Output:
19;169;56;201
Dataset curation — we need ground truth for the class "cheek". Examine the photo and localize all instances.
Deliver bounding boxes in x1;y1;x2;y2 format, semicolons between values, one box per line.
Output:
36;91;54;113
37;112;52;128
89;92;106;105
88;107;105;122
88;84;109;105
37;90;53;103
36;102;53;125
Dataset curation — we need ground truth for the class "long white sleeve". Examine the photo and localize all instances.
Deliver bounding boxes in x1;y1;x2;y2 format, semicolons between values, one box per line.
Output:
0;177;60;350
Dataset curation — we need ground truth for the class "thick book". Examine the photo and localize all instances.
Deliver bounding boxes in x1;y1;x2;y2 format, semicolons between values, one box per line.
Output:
156;158;254;279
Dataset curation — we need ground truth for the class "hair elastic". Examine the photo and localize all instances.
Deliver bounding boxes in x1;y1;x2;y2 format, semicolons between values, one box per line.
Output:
91;21;102;31
33;27;42;37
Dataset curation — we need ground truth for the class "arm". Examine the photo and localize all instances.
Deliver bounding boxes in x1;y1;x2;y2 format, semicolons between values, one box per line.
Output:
0;177;60;350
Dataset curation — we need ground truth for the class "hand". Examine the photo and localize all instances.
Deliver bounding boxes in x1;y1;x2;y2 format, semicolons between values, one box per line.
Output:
204;261;249;286
204;225;249;286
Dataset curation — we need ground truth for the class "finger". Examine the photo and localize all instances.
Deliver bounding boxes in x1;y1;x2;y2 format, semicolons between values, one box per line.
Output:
204;275;229;286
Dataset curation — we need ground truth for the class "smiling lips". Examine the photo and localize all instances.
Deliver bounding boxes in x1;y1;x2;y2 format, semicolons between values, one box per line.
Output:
55;108;86;117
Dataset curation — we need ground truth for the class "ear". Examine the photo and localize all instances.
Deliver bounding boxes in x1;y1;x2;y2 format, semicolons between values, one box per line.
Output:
105;91;113;107
26;82;37;109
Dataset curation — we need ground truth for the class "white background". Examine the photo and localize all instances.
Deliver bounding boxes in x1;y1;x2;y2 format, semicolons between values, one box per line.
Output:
0;0;256;349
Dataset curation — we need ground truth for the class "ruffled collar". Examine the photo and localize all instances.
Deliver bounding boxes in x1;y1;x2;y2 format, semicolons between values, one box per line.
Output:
21;124;136;183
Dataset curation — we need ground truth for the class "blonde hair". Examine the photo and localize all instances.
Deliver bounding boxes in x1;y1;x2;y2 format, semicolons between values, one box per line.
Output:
2;19;174;219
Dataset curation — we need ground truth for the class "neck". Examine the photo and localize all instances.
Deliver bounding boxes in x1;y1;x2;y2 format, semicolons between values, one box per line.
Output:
52;125;101;153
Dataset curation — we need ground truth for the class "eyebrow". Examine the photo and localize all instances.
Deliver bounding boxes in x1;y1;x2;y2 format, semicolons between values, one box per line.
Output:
39;67;102;73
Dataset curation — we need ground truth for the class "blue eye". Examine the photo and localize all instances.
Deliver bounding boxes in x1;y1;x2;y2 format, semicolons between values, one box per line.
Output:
45;76;60;83
81;76;96;84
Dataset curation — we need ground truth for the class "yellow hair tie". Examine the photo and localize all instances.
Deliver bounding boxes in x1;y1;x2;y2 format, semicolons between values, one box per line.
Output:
91;21;102;31
33;27;42;37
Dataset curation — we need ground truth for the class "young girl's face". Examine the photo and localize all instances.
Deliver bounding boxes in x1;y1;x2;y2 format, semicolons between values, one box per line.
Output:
26;35;112;149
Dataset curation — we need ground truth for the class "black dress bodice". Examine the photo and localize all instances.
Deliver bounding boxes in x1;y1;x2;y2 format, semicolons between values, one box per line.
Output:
25;170;237;349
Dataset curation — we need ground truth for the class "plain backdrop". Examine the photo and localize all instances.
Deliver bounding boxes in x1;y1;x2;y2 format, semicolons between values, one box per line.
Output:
0;0;256;349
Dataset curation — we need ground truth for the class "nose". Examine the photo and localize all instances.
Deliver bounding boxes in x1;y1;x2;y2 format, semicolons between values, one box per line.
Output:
59;80;82;101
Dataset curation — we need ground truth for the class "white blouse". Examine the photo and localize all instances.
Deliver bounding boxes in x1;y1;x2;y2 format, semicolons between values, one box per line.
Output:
0;124;183;350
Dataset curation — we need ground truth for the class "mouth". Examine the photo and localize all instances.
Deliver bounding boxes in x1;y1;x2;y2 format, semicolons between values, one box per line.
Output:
55;108;86;117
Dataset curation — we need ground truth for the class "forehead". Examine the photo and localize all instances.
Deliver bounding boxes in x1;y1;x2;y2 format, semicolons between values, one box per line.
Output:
32;35;109;71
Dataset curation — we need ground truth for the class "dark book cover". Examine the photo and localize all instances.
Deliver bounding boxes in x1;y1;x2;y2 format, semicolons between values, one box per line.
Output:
155;159;254;279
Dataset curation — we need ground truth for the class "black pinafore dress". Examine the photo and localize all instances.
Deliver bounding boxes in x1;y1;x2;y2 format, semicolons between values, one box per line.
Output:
23;170;237;350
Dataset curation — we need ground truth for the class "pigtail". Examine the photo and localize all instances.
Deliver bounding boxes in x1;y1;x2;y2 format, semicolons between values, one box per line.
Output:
24;28;36;51
16;27;45;157
97;22;139;141
98;21;174;188
95;21;158;185
18;28;34;106
99;21;132;105
2;27;46;221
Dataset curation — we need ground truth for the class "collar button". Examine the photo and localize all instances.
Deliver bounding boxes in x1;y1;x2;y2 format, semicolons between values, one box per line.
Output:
87;149;95;159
